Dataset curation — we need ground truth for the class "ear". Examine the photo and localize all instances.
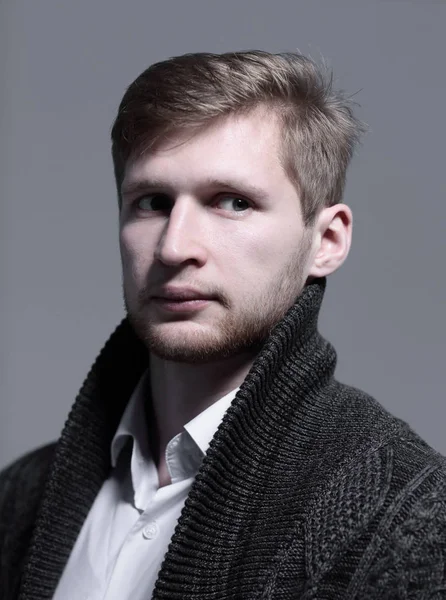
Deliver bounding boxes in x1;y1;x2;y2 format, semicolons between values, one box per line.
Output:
307;204;353;278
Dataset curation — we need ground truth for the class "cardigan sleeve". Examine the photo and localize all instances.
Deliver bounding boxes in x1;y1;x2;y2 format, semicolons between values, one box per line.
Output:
350;469;446;598
298;441;446;599
0;443;56;599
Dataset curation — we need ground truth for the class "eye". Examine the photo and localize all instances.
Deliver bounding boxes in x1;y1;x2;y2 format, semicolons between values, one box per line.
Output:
215;196;251;212
136;194;173;212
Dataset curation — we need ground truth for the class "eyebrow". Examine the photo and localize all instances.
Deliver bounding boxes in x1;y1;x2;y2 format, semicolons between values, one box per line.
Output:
120;177;270;203
121;179;165;198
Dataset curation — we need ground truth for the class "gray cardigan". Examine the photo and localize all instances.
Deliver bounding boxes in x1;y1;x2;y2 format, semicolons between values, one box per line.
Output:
1;277;446;599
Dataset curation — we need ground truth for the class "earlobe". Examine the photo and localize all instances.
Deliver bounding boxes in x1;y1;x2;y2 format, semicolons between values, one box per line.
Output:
307;204;352;278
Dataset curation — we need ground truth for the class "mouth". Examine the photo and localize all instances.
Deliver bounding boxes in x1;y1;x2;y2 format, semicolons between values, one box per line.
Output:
150;286;216;313
151;297;212;313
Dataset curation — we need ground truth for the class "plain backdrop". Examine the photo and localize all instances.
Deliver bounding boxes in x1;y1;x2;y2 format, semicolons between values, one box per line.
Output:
1;0;445;470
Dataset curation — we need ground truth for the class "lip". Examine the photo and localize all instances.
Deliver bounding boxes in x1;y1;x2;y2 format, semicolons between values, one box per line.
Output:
152;298;211;313
151;286;215;313
151;287;214;301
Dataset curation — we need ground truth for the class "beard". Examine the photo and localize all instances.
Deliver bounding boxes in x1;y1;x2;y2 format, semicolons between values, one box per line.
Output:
123;234;313;364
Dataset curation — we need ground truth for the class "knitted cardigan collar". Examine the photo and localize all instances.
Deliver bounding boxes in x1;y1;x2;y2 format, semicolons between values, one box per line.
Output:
19;276;338;600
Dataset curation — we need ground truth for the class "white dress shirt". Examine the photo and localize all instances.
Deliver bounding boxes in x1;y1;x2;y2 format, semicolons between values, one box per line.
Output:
53;370;238;600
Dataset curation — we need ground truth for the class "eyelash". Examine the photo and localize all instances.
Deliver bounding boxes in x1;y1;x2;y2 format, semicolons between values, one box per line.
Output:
130;193;253;214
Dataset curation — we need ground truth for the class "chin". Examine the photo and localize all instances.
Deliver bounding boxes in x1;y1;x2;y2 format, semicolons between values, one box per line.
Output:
144;324;239;364
150;344;235;364
129;315;265;364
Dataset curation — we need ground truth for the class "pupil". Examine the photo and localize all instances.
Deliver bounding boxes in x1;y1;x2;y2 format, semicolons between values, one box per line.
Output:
152;195;168;210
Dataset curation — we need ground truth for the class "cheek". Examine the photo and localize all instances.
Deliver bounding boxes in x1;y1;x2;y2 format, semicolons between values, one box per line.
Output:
119;225;156;281
231;223;297;273
121;223;158;255
214;232;282;303
119;228;134;274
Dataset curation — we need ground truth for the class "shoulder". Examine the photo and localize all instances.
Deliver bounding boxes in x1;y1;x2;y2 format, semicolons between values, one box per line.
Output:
0;444;56;598
0;443;57;527
321;379;442;466
0;442;57;485
315;380;446;540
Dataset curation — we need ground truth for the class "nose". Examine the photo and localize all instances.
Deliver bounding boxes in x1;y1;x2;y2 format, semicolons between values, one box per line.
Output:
154;197;208;267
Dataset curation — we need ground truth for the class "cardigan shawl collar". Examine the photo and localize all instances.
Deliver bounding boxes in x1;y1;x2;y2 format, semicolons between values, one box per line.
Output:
19;277;344;599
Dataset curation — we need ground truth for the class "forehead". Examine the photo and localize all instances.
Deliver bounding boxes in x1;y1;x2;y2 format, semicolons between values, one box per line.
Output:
122;109;289;193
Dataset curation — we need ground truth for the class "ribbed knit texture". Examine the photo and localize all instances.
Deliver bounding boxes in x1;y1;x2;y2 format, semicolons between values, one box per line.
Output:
1;277;446;599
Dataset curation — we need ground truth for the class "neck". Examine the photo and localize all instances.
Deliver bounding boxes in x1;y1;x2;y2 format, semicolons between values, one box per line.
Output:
148;351;254;473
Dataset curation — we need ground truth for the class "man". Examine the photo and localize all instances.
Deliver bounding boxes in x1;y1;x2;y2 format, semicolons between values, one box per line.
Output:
1;51;445;599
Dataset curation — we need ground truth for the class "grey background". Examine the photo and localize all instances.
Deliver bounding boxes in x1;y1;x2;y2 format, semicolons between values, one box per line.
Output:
1;0;445;470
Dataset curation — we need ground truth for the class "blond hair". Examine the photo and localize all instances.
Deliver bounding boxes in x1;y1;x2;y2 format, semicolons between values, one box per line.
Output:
111;51;365;227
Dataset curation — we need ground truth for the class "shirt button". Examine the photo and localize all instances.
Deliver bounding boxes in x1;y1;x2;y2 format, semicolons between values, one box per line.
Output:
142;521;159;540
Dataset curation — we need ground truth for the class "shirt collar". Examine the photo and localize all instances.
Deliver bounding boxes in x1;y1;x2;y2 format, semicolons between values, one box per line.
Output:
110;369;151;468
111;370;239;479
166;387;239;483
183;388;239;455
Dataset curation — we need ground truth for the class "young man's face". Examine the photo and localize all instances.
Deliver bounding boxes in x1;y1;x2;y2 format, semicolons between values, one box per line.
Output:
119;108;316;363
